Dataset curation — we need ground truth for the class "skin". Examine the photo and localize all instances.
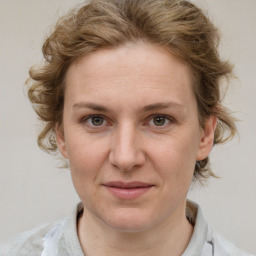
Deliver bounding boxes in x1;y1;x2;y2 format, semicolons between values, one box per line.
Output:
56;43;216;256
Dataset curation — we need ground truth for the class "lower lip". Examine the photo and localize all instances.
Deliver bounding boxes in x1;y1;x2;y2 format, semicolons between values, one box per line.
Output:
105;186;153;200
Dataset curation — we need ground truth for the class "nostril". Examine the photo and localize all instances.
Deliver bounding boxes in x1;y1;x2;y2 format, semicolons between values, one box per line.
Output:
109;149;145;172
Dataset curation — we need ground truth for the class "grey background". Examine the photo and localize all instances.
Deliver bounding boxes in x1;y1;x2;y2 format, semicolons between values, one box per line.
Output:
0;0;255;254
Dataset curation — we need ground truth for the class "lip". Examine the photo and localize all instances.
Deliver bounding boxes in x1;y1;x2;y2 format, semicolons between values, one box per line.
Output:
103;181;154;200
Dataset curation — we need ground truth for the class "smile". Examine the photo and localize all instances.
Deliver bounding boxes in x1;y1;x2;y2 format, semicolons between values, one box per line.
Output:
103;181;154;200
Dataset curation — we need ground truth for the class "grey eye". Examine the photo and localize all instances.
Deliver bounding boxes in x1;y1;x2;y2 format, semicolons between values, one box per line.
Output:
90;116;104;126
152;116;167;126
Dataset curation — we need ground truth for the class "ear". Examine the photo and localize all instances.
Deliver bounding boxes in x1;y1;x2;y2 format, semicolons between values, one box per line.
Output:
55;123;68;159
196;115;217;161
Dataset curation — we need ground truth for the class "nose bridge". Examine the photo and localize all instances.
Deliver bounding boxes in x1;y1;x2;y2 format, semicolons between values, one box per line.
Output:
109;121;144;171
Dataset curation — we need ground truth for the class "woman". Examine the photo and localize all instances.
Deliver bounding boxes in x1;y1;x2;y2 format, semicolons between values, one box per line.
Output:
0;0;253;255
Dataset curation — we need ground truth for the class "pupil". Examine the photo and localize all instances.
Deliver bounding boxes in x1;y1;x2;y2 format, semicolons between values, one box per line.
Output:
154;117;165;126
92;117;103;126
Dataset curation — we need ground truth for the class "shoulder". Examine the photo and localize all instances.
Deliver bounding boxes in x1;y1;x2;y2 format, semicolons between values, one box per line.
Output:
185;201;254;256
0;220;62;256
211;229;254;256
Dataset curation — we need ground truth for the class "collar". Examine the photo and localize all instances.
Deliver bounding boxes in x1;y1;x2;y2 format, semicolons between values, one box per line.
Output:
183;200;209;255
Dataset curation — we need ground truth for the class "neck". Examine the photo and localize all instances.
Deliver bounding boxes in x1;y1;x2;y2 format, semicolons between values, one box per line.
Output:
77;205;193;256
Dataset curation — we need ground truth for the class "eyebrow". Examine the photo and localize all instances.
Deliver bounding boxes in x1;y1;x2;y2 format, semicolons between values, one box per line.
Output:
72;101;184;112
73;102;109;112
141;102;184;112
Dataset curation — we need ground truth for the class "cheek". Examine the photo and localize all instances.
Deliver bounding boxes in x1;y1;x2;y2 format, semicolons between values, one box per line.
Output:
66;136;108;204
150;133;199;180
66;134;109;179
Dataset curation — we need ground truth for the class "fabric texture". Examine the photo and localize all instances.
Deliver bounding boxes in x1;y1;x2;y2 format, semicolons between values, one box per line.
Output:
0;201;253;256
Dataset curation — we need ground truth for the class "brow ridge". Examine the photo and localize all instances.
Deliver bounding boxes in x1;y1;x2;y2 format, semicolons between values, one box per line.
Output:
72;101;184;112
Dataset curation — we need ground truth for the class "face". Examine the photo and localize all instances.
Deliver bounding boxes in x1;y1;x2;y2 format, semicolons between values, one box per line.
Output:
56;43;216;232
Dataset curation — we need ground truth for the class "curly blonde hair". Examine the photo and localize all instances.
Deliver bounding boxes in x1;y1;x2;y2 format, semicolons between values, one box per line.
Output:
27;0;236;180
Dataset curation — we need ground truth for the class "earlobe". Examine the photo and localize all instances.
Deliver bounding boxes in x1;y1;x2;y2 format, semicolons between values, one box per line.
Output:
55;123;68;159
196;115;217;161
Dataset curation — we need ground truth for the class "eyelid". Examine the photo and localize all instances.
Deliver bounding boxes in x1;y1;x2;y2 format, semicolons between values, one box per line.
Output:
146;114;175;127
81;114;109;127
80;113;176;128
148;114;175;121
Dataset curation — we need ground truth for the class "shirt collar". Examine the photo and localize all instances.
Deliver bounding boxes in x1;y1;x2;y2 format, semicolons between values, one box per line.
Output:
183;200;209;256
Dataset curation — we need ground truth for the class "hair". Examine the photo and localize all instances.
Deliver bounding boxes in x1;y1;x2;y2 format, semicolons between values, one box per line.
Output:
27;0;236;181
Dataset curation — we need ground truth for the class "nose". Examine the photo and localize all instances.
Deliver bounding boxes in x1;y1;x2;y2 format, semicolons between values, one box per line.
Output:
109;124;145;172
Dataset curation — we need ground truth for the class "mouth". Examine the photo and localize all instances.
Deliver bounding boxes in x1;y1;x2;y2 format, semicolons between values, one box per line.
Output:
103;181;154;200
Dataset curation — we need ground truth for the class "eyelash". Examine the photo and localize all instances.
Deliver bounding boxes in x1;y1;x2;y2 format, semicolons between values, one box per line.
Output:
81;115;108;128
81;114;175;129
147;114;174;128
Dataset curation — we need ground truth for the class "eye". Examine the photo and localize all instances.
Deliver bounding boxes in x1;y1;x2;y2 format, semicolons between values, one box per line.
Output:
84;115;106;127
148;115;171;127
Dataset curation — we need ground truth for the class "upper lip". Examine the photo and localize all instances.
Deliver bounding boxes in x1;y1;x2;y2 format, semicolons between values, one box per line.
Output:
104;181;153;188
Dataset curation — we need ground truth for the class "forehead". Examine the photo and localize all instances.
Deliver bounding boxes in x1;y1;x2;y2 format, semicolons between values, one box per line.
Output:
64;43;195;108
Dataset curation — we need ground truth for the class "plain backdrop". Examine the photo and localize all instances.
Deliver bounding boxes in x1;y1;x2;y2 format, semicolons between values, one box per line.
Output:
0;0;255;254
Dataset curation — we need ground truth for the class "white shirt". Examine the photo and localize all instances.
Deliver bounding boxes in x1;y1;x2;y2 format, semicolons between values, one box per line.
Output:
0;201;253;256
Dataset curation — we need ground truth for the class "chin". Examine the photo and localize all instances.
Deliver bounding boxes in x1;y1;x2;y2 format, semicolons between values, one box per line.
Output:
99;209;157;233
